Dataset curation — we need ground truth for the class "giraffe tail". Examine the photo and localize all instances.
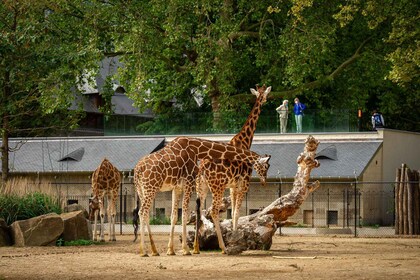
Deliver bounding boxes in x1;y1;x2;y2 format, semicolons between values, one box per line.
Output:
195;198;202;230
132;204;139;242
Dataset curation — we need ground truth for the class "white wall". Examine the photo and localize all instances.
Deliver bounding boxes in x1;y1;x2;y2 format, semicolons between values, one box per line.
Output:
382;129;420;182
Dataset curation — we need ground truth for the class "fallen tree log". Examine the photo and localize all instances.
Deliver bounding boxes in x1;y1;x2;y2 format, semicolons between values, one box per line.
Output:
186;135;321;254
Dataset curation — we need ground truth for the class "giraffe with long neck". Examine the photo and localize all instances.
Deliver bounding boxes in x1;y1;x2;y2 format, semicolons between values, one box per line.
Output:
134;136;270;257
193;85;271;254
89;158;121;242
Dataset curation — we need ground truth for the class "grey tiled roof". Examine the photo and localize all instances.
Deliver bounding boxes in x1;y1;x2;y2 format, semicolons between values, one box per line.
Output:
5;137;165;173
2;137;382;179
250;140;382;179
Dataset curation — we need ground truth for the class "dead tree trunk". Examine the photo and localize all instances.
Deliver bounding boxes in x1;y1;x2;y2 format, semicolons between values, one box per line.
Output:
413;171;420;234
395;167;401;234
395;165;420;235
187;135;321;254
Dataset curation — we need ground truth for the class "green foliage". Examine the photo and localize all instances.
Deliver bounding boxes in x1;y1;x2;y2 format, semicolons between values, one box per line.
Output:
135;111;213;135
56;239;102;246
0;192;61;225
149;216;172;225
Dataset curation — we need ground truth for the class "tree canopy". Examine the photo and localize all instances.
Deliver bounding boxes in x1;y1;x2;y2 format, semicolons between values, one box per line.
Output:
102;0;419;131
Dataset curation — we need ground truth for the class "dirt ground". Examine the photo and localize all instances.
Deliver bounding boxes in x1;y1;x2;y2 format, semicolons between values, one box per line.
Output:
1;234;420;280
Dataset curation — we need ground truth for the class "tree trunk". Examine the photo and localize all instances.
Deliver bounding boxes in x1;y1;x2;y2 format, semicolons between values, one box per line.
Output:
1;132;9;184
403;168;409;235
187;135;321;254
415;171;420;234
398;164;405;234
395;167;401;234
407;168;413;235
1;70;11;185
209;88;223;131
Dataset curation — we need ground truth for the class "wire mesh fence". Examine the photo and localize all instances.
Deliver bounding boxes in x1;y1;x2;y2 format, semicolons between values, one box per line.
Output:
58;180;409;237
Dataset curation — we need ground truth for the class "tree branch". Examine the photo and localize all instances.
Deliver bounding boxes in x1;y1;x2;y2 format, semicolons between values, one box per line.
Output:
268;37;372;100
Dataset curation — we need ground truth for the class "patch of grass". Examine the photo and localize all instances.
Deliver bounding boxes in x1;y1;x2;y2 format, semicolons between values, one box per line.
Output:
56;238;103;246
291;223;309;228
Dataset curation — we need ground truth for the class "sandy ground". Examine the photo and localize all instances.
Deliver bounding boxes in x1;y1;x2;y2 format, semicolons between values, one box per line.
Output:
1;234;420;280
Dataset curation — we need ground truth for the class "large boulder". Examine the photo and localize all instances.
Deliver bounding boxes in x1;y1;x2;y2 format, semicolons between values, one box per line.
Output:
0;218;12;246
11;213;64;246
64;204;89;219
60;210;92;241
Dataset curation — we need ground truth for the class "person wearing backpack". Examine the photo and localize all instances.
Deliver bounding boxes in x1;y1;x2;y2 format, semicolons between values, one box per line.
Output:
371;110;385;130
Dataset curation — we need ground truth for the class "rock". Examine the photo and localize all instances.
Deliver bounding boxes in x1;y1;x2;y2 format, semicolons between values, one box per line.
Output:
64;204;89;219
0;218;13;246
60;210;92;242
11;213;64;246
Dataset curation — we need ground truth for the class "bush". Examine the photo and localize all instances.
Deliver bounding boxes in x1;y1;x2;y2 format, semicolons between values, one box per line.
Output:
0;192;62;225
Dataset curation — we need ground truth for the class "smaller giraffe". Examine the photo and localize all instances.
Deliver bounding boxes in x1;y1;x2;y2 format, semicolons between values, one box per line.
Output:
90;158;121;242
193;154;271;254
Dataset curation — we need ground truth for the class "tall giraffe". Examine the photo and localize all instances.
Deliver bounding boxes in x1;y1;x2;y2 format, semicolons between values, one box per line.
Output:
89;158;121;242
134;136;270;257
193;85;271;254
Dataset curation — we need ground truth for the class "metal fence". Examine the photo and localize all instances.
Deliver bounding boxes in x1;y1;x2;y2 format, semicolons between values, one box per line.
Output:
59;180;410;237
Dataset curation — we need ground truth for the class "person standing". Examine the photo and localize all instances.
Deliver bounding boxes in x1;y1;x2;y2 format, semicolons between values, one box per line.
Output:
371;110;385;130
293;97;306;133
276;100;289;133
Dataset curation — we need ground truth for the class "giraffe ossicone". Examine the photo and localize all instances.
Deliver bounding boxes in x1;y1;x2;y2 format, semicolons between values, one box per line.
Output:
134;136;270;257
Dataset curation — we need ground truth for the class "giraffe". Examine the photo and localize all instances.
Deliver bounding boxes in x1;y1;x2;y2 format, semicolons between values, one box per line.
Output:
89;158;121;242
193;85;271;254
134;136;271;257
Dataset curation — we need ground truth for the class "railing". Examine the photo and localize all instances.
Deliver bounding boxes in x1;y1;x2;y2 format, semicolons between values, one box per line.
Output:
103;109;368;135
58;180;404;237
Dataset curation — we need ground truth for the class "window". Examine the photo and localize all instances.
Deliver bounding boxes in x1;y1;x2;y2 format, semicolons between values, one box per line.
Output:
327;210;338;225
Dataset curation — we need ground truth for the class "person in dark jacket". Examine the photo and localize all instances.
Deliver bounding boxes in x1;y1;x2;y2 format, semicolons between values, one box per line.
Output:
293;97;306;133
371;110;385;130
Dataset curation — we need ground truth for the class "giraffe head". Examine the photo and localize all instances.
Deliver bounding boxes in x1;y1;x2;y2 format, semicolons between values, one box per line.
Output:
250;84;271;105
88;196;100;221
253;154;271;187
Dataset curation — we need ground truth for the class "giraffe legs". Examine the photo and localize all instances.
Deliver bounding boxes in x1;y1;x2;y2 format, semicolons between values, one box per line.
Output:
210;195;227;254
167;186;193;256
167;188;181;255
230;187;238;230
93;208;99;241
139;209;148;257
231;180;249;231
108;195;116;241
181;182;193;256
99;200;106;242
193;171;209;254
139;201;159;257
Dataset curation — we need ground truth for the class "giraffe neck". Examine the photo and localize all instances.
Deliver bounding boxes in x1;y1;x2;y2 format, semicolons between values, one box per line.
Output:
229;96;264;150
